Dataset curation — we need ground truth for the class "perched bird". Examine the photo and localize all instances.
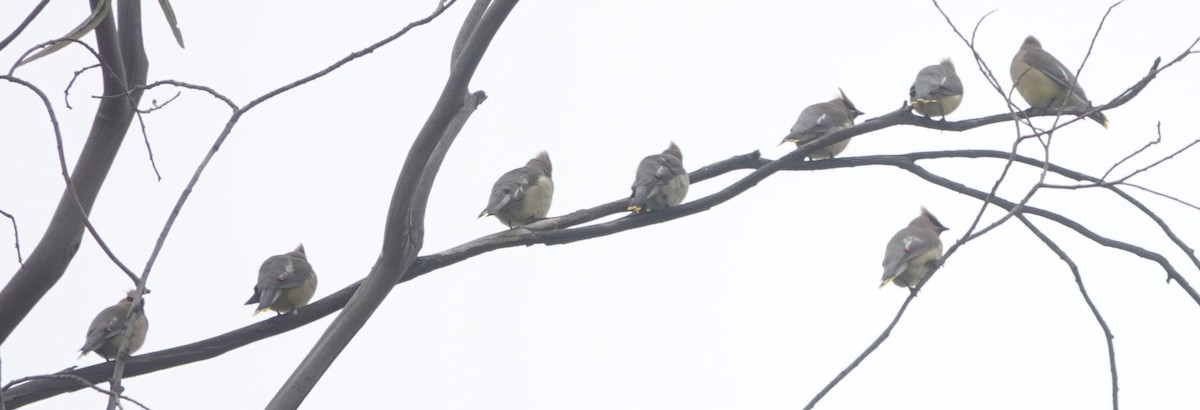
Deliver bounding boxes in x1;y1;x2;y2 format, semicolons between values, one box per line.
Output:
880;208;949;289
910;59;964;119
80;290;149;360
780;89;865;160
246;245;318;315
628;142;689;213
1010;36;1108;128
479;151;554;228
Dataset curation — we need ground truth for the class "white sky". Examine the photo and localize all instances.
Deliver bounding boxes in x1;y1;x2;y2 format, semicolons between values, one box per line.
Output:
3;1;1200;409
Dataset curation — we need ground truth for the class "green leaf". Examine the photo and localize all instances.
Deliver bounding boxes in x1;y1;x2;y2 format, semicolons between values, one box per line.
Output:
18;0;112;66
158;0;185;48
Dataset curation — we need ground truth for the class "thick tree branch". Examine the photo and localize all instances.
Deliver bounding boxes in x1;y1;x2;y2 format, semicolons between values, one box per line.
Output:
0;0;148;345
266;0;514;407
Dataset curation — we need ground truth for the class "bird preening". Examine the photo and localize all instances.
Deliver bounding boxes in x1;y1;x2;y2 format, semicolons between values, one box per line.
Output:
246;245;319;315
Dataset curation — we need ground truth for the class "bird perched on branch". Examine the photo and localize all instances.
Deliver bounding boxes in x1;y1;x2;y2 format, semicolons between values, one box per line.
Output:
480;151;554;228
246;245;318;315
1010;35;1108;128
910;59;964;119
880;208;949;289
80;290;149;360
780;89;864;160
628;142;689;213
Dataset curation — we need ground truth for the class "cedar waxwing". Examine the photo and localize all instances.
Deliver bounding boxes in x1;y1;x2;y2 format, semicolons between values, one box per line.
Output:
628;142;689;213
1010;36;1108;128
79;290;149;360
910;59;964;119
479;151;554;228
880;208;949;288
245;245;318;315
780;89;864;160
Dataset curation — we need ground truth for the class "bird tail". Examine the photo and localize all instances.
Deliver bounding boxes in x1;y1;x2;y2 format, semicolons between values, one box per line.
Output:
628;187;652;213
244;290;260;306
879;276;895;289
1089;111;1109;129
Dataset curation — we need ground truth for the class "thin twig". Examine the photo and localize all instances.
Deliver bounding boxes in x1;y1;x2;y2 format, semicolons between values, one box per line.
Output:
0;208;22;265
1122;183;1200;212
1;373;149;410
1101;122;1162;181
0;0;50;53
1017;214;1118;410
63;64;101;109
803;293;921;409
0;75;140;284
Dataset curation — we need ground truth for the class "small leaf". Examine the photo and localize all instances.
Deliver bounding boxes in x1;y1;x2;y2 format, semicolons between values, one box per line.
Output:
18;0;112;66
158;0;185;49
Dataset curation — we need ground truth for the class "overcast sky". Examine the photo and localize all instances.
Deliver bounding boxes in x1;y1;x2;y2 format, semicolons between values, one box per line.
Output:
4;0;1200;409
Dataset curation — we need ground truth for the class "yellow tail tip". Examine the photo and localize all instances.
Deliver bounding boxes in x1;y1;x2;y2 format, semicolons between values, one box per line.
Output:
879;278;894;289
627;205;642;212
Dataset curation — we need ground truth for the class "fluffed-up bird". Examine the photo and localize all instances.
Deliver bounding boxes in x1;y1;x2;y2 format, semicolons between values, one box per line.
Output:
628;142;689;213
1010;36;1108;128
246;245;318;315
479;151;554;228
880;208;949;288
910;59;964;119
79;290;149;360
780;89;864;160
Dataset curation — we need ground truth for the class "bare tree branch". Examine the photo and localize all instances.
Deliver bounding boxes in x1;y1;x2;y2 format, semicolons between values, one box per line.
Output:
0;209;21;265
2;373;148;410
267;0;514;407
1017;214;1118;410
0;0;149;345
9;140;1196;407
0;0;50;53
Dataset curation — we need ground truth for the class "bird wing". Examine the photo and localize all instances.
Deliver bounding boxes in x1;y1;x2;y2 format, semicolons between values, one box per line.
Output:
254;255;313;307
912;66;963;101
80;305;127;352
792;102;850;137
629;154;686;209
1024;48;1089;100
482;167;536;215
880;227;941;281
632;154;686;189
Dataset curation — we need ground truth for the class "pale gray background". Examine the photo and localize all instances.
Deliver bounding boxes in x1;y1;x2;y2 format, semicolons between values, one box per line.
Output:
3;0;1199;409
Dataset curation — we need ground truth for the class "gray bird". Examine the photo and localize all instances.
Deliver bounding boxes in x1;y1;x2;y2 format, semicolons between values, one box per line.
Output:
628;142;689;213
79;290;149;360
1010;36;1108;128
245;245;318;315
880;208;949;288
780;89;864;160
480;151;554;228
910;59;964;119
